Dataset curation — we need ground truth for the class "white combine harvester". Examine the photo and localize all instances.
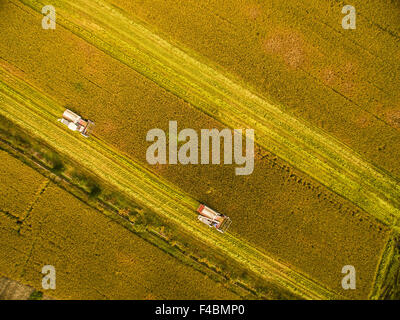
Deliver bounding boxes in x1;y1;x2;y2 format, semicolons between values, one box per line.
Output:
58;109;95;137
197;204;232;233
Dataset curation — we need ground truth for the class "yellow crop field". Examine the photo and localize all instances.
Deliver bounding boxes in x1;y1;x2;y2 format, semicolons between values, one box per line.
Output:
112;0;400;178
0;149;48;220
14;0;398;227
0;151;238;299
0;74;332;299
0;0;398;300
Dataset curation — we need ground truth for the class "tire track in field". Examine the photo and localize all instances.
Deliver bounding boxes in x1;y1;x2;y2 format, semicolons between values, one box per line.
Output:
19;0;400;226
0;66;338;299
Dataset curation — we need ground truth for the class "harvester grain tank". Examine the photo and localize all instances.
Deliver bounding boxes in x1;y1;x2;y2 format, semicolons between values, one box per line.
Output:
197;204;232;233
58;109;94;137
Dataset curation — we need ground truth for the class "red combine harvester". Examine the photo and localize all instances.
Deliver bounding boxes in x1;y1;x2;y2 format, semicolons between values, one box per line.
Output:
58;109;95;137
197;204;232;233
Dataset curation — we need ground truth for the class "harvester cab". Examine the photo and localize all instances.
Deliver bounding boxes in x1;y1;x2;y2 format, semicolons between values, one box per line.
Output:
197;204;232;233
58;109;95;137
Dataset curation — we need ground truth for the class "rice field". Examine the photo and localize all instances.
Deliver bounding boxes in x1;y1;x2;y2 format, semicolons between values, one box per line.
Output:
0;150;239;299
113;0;400;178
0;148;48;220
0;0;399;299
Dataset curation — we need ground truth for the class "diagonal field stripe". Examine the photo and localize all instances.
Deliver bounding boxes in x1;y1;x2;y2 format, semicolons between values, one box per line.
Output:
18;0;400;227
0;65;340;299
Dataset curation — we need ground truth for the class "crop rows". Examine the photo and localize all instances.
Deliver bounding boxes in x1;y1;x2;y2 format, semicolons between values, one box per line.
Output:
20;0;400;227
1;0;397;298
0;150;239;299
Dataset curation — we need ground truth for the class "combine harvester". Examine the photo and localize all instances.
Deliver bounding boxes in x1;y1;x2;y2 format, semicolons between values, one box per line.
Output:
197;204;232;233
58;109;95;137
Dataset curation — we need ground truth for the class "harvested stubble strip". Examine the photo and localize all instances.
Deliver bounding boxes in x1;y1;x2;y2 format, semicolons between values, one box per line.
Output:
0;0;393;298
0;65;337;299
19;0;400;226
0;151;239;299
108;0;400;177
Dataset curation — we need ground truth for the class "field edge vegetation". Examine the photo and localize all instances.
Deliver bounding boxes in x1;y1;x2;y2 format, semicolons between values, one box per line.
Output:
0;114;298;300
